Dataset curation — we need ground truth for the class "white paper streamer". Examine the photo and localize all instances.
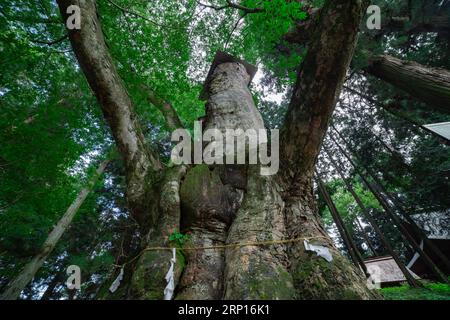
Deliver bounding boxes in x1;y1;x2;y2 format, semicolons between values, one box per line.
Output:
406;239;424;268
109;267;124;293
164;248;177;300
304;240;333;262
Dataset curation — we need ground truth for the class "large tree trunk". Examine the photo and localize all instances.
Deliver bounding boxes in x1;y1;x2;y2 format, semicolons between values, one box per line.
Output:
279;0;377;299
56;0;163;231
57;0;379;300
366;54;450;114
0;159;109;300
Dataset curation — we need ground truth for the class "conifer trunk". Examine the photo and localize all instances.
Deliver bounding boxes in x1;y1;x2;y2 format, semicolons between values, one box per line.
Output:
0;159;109;300
366;54;450;114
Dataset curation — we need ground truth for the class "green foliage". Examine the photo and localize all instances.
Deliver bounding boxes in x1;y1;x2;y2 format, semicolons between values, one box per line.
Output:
168;230;190;247
223;0;306;90
381;281;450;300
317;177;388;257
0;2;115;295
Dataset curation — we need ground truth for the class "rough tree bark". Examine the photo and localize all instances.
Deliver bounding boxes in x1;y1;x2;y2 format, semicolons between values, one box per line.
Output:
57;0;163;231
57;0;379;300
366;54;450;115
279;0;377;299
0;158;109;300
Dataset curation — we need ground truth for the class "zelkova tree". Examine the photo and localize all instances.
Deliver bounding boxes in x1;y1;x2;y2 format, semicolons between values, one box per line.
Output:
56;0;378;299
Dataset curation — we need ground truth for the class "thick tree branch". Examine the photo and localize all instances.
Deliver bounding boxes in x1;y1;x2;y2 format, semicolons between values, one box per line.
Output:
366;54;450;114
146;89;184;132
56;0;162;226
280;0;366;185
